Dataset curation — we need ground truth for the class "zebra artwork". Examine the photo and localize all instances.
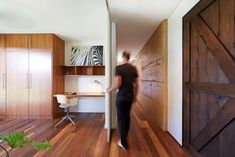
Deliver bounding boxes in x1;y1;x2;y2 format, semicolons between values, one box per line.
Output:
70;46;103;65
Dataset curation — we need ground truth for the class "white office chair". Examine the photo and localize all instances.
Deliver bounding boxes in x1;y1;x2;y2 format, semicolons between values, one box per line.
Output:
55;94;78;127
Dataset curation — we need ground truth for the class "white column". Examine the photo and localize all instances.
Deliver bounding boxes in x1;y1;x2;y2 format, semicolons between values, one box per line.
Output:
111;22;117;128
104;6;111;142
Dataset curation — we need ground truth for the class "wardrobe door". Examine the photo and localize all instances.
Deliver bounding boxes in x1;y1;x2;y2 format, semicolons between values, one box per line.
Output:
7;51;29;118
0;51;6;116
28;51;52;117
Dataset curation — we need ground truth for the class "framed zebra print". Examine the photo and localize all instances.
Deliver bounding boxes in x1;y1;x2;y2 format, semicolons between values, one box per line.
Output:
70;45;103;65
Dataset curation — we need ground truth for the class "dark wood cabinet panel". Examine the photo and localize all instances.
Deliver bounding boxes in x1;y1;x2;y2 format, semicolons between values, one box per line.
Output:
5;34;29;50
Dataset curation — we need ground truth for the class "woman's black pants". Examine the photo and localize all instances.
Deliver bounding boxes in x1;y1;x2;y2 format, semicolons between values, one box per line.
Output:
116;98;132;147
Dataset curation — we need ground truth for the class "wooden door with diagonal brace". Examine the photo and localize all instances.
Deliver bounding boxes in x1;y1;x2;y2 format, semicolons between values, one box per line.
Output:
183;0;235;156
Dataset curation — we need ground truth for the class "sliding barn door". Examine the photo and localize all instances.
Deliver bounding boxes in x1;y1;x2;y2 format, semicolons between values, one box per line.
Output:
183;0;235;157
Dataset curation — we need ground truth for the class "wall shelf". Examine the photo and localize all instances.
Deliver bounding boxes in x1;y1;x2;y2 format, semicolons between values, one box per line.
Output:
62;65;105;76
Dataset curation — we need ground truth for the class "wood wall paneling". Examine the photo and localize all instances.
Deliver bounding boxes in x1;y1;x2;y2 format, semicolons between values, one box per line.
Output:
135;20;168;130
162;21;168;130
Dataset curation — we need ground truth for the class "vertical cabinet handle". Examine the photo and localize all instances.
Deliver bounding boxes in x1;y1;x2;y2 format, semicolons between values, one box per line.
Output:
26;73;29;89
25;73;32;89
29;73;32;89
2;73;6;89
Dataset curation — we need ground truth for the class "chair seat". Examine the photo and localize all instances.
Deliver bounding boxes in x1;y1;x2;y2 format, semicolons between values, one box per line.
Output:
59;104;70;108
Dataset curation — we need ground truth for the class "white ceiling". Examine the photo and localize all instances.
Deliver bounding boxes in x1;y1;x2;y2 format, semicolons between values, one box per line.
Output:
0;0;108;42
107;0;182;59
0;0;182;58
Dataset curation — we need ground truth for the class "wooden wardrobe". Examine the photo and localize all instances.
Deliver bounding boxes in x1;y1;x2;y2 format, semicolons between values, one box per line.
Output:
0;34;64;119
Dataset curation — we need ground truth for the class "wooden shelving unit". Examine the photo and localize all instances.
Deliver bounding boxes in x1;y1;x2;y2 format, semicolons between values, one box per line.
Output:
62;65;105;76
62;66;76;75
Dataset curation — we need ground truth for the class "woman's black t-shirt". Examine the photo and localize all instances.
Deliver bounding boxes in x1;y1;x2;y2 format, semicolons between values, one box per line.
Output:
115;63;138;101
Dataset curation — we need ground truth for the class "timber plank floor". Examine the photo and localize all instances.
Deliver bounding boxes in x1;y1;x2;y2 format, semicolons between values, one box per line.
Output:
0;105;188;157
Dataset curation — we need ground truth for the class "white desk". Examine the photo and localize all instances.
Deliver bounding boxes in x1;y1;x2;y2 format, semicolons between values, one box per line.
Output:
54;92;105;113
54;92;105;98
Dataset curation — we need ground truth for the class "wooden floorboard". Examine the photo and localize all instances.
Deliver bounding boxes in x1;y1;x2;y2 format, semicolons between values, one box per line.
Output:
0;106;188;157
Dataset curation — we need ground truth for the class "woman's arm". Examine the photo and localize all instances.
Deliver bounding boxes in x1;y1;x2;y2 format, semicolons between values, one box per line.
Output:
107;75;122;92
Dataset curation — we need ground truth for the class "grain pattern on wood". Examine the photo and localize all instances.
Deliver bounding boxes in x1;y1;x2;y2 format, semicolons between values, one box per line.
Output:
134;105;188;157
192;99;235;150
0;35;5;50
0;109;188;157
187;83;235;98
30;34;53;50
183;0;235;156
219;0;235;57
0;34;65;119
5;34;29;50
183;20;191;145
6;51;29;118
28;51;52;116
135;20;168;131
184;0;213;22
52;35;65;118
191;15;235;82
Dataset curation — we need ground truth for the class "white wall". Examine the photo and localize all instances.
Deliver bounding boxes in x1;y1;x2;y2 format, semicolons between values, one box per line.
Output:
168;0;199;145
104;6;111;137
65;76;105;113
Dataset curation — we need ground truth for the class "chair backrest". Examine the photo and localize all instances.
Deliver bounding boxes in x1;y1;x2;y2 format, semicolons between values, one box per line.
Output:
56;94;69;104
56;94;78;107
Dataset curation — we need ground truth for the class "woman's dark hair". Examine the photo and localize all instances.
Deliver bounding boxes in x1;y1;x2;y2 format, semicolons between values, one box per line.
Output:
122;51;130;60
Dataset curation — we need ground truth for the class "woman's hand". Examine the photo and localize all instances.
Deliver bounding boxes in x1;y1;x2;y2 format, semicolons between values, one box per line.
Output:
106;88;112;93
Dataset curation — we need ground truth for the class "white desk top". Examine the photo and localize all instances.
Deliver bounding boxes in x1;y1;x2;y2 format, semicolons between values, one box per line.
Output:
54;92;105;98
